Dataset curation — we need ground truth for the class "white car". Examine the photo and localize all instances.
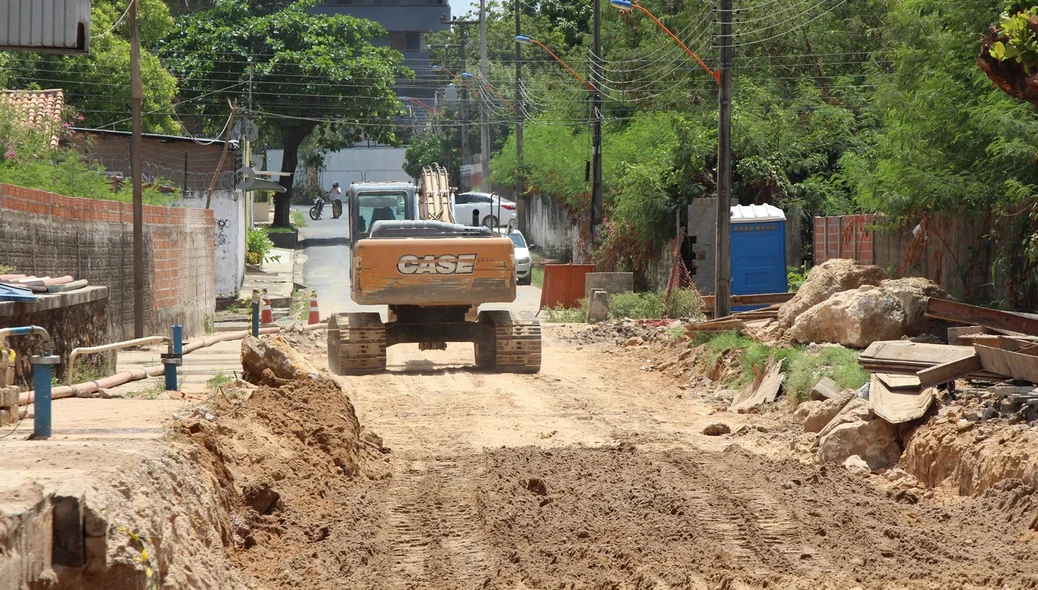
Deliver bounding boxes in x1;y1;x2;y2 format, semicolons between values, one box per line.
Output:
496;228;532;285
454;192;517;229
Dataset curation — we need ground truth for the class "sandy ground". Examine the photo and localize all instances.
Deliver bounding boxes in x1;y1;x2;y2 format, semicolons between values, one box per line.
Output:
8;323;1038;589
208;326;1038;590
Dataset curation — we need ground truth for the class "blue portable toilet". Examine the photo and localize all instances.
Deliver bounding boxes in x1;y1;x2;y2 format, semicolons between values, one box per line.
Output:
730;204;787;310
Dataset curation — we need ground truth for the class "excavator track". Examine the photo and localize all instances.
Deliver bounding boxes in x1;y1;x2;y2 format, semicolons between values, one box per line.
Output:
328;312;387;375
475;311;541;373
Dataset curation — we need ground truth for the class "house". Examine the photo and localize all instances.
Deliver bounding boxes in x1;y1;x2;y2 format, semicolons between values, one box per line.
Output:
1;89;66;148
71;128;248;299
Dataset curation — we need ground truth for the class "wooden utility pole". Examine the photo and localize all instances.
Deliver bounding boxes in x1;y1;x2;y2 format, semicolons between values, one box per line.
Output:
515;0;525;234
130;0;144;338
715;0;733;318
590;0;603;250
479;0;490;189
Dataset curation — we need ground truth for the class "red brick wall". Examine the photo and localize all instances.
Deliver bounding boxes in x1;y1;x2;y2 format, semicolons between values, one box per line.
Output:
0;184;215;340
813;214;876;266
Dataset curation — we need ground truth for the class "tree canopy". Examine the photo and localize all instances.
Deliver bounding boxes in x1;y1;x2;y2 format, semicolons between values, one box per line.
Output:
160;0;411;225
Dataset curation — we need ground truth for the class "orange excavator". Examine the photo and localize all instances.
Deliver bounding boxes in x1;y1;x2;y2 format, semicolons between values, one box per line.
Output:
327;165;541;375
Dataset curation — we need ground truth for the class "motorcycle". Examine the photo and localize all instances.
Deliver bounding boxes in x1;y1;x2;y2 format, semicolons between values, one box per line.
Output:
309;195;325;221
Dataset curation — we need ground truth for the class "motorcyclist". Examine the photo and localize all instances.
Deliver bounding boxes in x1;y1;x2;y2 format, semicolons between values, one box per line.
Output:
327;182;343;219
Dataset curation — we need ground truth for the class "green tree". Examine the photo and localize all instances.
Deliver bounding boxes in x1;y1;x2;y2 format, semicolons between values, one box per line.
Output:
160;0;411;226
0;0;180;133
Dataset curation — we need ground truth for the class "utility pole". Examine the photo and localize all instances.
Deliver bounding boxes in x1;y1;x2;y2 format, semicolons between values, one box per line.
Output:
515;0;525;234
590;0;603;251
479;0;490;190
130;0;144;338
459;27;471;191
715;0;733;318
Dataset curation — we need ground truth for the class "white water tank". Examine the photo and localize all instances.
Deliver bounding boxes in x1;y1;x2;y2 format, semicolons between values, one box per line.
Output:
0;0;91;54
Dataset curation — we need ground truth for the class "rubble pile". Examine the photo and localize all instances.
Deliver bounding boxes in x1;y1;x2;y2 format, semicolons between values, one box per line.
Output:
565;319;679;347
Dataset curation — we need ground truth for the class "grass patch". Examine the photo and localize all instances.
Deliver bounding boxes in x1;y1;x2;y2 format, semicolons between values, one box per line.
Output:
692;332;868;401
206;373;233;392
541;298;588;323
291;209;306;228
266;225;298;233
609;289;702;320
531;265;544;289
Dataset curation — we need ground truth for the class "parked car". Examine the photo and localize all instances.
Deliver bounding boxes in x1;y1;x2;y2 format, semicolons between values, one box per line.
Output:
454;192;517;229
495;228;533;285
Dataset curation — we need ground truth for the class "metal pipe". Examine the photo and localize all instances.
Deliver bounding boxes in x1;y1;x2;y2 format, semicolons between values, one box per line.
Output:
67;336;173;385
0;326;54;351
31;354;59;439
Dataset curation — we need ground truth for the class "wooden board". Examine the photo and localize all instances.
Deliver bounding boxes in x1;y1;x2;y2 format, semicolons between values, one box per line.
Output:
685;318;747;332
860;341;977;364
926;298;1038;337
868;374;937;424
730;357;784;412
876;373;922;390
916;354;983;389
702;293;794;309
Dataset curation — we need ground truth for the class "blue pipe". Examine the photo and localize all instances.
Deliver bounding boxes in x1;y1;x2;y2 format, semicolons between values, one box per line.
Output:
164;325;184;391
32;359;53;439
251;303;260;337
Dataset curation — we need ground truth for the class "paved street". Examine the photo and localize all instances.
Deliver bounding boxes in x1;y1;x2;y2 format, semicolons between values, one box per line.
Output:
294;204;541;320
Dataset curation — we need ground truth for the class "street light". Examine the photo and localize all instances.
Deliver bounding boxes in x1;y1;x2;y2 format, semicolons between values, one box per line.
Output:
514;35;595;92
398;95;443;117
432;65;481;95
609;0;720;84
461;72;516;111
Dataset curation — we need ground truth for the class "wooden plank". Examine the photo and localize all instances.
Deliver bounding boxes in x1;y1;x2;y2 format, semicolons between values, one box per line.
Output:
868;374;937;424
926;298;1038;337
731;357;783;412
947;326;990;345
702;293;795;309
685;318;746;332
877;373;922;390
974;344;1012;377
915;354;982;388
860;341;976;364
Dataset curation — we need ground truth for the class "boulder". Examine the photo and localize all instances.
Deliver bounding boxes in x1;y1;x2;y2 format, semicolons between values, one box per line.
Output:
843;455;872;476
818;416;901;471
810;376;841;401
802;390;856;433
241;335;316;384
794;401;822;422
777;259;888;329
878;278;950;335
702;423;731;436
816;397;869;440
788;285;906;348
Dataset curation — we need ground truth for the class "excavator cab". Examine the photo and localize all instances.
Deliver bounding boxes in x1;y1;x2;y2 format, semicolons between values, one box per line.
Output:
347;183;418;247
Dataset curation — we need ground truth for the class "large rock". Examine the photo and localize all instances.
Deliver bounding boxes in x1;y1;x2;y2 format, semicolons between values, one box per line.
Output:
777;259;888;329
802;389;856;433
787;285;906;348
879;277;950;335
818;416;901;471
241;335;316;383
816;397;869;440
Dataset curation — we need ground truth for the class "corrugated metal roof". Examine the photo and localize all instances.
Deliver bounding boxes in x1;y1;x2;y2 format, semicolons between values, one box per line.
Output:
730;204;785;223
0;0;90;53
1;88;65;148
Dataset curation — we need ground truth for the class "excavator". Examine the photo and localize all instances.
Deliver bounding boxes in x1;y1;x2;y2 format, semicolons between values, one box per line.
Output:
327;165;541;375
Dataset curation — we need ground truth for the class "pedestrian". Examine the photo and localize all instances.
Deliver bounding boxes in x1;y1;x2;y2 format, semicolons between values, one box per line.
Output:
328;182;343;219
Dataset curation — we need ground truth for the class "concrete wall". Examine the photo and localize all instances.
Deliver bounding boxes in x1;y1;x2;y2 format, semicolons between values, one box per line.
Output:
688;198;718;295
0;184;215;341
0;287;112;384
527;194;578;260
266;146;409;190
180;192;246;298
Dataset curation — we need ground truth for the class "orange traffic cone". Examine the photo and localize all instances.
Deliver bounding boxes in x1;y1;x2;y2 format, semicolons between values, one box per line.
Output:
308;291;321;325
261;288;274;324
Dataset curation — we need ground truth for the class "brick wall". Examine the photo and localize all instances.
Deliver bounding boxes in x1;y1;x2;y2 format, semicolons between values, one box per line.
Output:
813;214;876;266
71;131;231;193
0;184;215;341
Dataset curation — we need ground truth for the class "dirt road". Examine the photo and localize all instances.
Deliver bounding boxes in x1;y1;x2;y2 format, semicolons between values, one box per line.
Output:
224;327;1038;590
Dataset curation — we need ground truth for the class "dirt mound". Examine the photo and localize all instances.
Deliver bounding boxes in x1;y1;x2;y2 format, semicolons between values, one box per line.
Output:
241;334;317;383
777;259;888;329
174;374;389;585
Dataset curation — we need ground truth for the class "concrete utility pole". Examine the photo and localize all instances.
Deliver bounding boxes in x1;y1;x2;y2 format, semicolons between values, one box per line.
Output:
515;0;525;234
590;0;603;251
129;0;144;339
479;0;490;190
715;0;733;318
459;27;471;191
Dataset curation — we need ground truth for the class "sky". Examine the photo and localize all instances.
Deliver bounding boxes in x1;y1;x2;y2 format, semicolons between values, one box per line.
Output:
448;0;479;20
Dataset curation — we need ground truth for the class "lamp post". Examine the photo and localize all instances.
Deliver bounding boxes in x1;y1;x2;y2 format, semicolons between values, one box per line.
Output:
610;0;730;318
398;95;443;117
515;34;601;254
434;64;481;189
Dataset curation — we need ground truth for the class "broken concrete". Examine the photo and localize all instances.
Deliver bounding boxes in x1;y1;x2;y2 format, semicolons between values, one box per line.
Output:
788;285;907;348
818;415;901;472
586;289;610;323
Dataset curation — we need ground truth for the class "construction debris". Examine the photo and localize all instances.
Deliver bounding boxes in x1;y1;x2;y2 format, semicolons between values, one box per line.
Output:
817;401;901;471
776;259;888;330
0;274;90;295
868;374;938;424
810;377;841;401
241;335;317;383
729;356;783;412
801;389;856;433
925;298;1038;336
788;285;907;348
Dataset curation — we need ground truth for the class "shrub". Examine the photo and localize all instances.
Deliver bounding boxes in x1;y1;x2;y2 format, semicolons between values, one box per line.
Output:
246;228;274;265
542;298;588;323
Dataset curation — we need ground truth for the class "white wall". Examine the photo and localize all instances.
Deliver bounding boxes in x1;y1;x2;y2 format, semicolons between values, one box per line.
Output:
265;146;410;190
180;191;246;298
